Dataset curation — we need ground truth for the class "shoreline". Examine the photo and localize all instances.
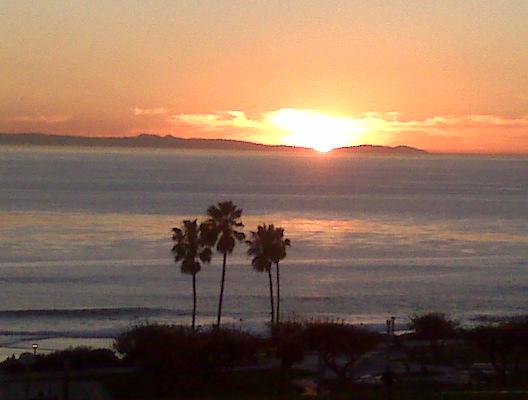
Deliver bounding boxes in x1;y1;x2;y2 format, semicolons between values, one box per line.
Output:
1;311;526;361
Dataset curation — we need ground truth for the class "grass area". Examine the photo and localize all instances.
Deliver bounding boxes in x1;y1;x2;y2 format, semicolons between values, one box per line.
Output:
403;340;489;367
96;368;528;400
97;368;307;399
317;386;528;400
436;393;528;400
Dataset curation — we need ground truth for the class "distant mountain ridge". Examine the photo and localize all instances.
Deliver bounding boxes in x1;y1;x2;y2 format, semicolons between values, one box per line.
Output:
0;133;427;154
333;144;426;154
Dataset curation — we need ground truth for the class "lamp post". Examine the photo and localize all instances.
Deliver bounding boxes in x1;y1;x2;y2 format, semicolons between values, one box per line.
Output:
32;343;38;356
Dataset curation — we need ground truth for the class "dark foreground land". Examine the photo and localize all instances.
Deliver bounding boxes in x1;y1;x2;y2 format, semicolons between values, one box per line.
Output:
2;314;528;399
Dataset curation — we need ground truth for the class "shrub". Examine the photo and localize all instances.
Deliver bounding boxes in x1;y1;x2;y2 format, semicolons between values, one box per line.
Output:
34;347;118;371
408;313;459;362
114;324;190;372
302;321;383;380
199;328;260;371
0;355;25;373
272;322;306;369
114;324;259;374
409;313;459;340
0;347;118;373
465;319;528;384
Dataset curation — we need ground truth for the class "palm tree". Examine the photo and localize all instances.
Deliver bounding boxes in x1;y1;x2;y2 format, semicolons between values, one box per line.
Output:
172;219;212;331
247;225;290;326
269;226;290;325
202;201;245;328
247;225;275;325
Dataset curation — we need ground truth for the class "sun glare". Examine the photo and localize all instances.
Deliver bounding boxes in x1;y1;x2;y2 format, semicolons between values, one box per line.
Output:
269;108;367;152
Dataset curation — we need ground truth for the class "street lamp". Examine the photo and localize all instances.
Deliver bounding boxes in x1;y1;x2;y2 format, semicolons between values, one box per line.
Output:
32;343;38;356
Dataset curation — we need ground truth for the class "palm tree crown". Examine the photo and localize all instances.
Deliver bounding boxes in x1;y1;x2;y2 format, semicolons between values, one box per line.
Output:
247;225;275;272
172;219;212;273
202;200;245;252
247;224;290;267
269;226;291;264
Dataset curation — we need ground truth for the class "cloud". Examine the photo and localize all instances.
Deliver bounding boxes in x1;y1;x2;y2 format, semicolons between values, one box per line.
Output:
169;110;268;143
171;110;264;131
169;109;528;153
132;107;167;116
3;108;526;153
466;114;528;128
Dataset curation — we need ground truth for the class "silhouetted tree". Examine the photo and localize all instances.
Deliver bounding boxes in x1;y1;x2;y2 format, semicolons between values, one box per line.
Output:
466;320;528;385
409;313;458;338
201;201;245;328
273;321;305;370
247;224;290;326
270;226;290;325
172;219;212;331
409;312;459;361
302;322;383;381
247;225;276;325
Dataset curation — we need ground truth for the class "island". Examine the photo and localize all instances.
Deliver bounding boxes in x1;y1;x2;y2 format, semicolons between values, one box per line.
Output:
0;133;427;155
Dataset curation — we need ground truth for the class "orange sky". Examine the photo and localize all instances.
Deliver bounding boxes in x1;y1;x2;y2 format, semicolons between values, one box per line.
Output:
1;1;527;153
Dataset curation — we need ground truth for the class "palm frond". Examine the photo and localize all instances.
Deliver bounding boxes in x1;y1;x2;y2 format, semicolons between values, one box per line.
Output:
233;230;246;242
204;201;245;254
206;205;222;220
217;234;235;253
172;218;211;275
199;247;212;263
251;255;271;272
181;260;200;275
245;224;290;266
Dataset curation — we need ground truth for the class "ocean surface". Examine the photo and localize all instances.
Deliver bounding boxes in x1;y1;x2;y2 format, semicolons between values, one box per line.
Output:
0;146;527;355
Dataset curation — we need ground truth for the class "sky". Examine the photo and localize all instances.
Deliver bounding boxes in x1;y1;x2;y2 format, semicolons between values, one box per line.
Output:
1;0;528;153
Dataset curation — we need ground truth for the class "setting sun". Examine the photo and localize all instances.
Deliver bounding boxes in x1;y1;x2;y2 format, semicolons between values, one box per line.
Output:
268;108;367;152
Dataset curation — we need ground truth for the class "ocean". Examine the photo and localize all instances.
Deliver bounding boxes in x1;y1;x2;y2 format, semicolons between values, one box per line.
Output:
0;146;527;356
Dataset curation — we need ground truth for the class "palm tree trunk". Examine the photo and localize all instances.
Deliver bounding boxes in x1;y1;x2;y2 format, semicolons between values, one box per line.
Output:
268;268;275;327
216;252;227;329
192;273;197;331
275;262;280;325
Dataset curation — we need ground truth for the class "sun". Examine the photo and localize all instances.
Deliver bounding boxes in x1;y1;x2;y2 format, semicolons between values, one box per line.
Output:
268;108;367;152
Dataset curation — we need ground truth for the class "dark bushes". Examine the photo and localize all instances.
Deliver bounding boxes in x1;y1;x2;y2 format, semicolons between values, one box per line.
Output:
273;321;306;369
116;320;383;383
302;321;383;380
34;347;118;371
409;313;459;341
271;319;383;379
114;324;259;374
465;319;528;384
0;347;118;373
409;312;459;361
